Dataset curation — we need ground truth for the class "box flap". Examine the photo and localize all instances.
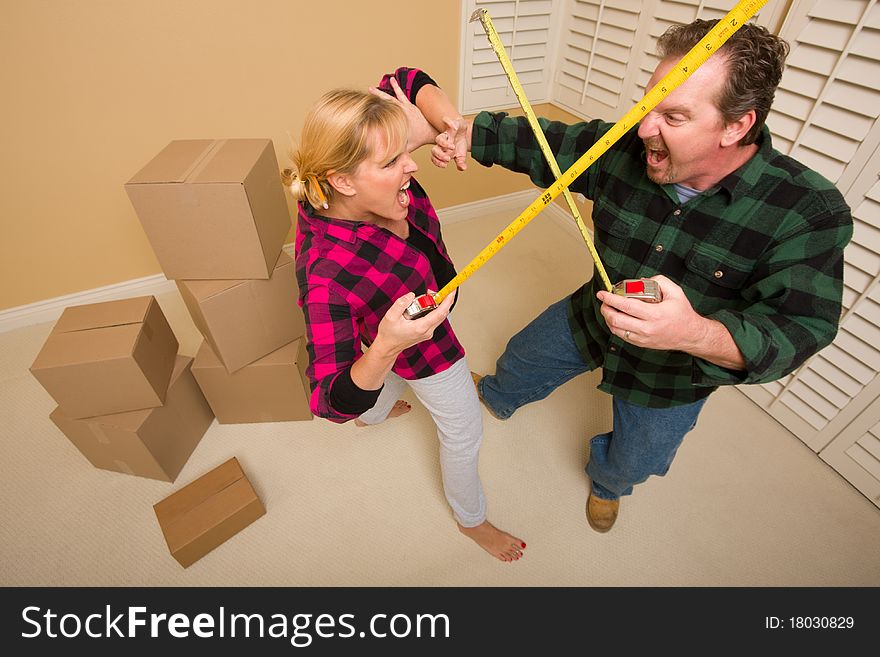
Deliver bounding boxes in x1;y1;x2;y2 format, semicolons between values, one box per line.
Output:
32;324;143;368
192;340;223;369
54;296;153;333
252;339;300;367
127;140;217;184
191;139;271;184
154;457;245;523
177;278;242;302
275;250;293;270
178;251;291;302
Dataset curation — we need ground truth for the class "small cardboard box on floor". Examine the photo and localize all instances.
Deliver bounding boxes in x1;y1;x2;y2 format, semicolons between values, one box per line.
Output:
154;457;265;568
176;251;304;373
191;337;312;424
124;138;291;280
30;296;178;418
49;356;214;482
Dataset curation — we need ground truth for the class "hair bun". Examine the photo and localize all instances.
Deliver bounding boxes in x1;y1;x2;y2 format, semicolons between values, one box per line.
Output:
281;168;307;200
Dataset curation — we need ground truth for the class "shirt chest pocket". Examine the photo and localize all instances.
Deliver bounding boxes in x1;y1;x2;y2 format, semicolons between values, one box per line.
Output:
684;245;754;304
591;202;637;270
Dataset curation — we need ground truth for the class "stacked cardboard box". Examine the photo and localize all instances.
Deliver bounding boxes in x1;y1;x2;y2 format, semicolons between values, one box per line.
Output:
125;138;312;424
31;296;213;482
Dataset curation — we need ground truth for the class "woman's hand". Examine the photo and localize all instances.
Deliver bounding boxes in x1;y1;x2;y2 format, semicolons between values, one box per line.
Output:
374;290;457;357
349;290;457;391
369;77;433;153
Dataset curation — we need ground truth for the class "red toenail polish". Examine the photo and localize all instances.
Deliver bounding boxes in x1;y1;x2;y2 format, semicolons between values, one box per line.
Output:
521;542;526;548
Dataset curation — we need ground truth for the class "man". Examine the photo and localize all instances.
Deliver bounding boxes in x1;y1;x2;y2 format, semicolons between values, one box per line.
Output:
434;19;853;532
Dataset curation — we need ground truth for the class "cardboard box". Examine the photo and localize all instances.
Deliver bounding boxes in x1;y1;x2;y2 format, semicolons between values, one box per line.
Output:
49;356;214;482
153;457;265;568
176;251;304;373
31;296;178;418
125;139;291;280
191;338;312;424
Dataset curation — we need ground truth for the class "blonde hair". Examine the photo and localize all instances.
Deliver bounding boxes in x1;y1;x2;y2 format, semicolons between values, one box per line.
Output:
282;89;408;211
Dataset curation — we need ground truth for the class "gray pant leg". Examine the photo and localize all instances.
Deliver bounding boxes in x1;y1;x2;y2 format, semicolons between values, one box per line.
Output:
408;357;486;528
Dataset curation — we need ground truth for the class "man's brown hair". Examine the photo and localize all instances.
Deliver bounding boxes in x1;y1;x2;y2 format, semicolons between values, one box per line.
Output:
657;19;789;145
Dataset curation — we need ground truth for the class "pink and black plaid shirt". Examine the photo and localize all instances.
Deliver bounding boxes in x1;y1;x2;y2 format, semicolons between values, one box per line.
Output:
294;68;465;422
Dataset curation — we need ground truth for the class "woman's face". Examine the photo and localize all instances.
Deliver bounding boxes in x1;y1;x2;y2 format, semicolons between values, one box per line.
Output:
345;128;418;224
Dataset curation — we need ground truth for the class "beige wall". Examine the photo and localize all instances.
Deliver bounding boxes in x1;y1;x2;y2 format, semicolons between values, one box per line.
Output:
3;0;564;311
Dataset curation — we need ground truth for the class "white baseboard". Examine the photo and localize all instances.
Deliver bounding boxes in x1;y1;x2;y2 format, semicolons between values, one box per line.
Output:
0;191;589;334
0;276;179;334
437;189;536;224
438;188;587;239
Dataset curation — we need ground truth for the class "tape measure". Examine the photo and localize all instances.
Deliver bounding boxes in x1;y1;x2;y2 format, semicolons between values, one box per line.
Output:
432;0;767;305
471;7;613;292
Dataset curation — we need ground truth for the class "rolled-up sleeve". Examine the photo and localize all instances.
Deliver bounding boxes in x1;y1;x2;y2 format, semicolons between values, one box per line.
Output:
694;207;852;386
378;67;438;102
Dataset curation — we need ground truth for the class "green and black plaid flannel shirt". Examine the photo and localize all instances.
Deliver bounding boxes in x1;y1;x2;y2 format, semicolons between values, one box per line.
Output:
472;112;853;408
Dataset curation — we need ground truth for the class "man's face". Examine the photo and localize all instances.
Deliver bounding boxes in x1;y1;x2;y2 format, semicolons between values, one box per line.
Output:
637;55;730;190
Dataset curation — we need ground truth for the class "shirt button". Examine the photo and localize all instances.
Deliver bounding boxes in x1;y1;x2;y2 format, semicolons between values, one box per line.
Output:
609;345;618;353
673;208;682;216
655;244;664;252
714;270;723;278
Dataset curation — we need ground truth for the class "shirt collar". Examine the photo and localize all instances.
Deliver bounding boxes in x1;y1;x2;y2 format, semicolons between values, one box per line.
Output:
714;125;774;202
298;203;366;244
657;125;774;204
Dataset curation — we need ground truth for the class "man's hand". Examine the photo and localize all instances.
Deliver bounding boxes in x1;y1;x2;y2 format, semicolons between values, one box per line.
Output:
597;275;746;370
597;275;707;352
432;117;469;171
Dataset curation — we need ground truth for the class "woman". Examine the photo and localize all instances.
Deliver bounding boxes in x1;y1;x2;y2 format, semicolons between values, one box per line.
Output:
284;68;525;562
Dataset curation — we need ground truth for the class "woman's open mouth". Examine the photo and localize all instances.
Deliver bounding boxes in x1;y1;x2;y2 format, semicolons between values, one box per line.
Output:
397;180;411;207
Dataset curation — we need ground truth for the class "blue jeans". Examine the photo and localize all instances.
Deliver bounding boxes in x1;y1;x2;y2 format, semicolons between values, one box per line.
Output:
478;296;707;500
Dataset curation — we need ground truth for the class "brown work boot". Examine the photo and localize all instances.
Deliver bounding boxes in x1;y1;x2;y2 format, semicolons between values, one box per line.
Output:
586;491;620;533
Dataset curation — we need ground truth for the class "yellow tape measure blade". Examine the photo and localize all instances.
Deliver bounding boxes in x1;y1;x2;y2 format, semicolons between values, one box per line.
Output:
438;0;768;302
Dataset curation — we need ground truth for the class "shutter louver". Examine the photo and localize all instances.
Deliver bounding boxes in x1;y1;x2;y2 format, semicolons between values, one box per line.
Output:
820;396;880;508
553;0;643;118
461;0;557;113
766;0;880;188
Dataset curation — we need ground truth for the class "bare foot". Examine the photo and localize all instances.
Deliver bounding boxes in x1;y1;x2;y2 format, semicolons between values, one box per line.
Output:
354;399;412;427
458;520;526;562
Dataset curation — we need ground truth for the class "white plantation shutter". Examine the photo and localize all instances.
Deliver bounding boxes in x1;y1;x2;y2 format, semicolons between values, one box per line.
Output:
737;0;880;510
463;0;787;119
741;153;880;507
552;0;647;119
766;0;880;191
628;0;786;108
460;0;559;113
550;0;786;120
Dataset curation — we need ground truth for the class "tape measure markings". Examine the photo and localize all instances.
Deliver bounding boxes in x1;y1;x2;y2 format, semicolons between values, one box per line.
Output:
434;0;767;304
472;8;614;292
